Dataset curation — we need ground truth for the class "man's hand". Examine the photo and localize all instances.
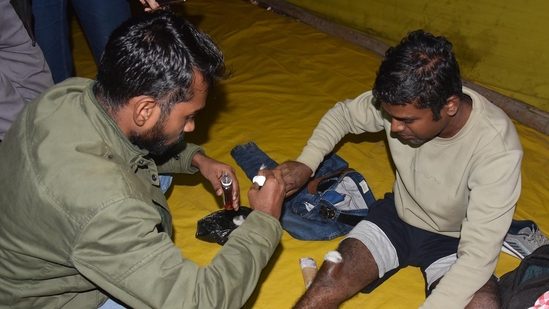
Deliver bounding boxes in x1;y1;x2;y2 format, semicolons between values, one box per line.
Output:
275;161;313;197
192;152;240;210
139;0;161;11
248;169;285;219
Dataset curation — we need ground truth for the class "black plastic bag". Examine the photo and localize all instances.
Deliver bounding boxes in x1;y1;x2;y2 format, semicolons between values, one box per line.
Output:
196;206;253;245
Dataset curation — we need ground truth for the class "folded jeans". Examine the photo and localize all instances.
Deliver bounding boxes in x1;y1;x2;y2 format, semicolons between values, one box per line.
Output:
230;142;376;240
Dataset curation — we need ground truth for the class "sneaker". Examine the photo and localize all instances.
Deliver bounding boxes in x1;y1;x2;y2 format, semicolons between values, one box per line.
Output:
502;219;549;259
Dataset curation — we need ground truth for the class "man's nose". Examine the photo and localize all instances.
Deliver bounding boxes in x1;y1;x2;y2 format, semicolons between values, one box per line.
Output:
391;119;405;133
184;120;195;132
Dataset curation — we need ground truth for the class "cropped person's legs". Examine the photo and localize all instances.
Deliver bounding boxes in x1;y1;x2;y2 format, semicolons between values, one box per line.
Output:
0;0;53;140
71;0;131;63
32;0;73;83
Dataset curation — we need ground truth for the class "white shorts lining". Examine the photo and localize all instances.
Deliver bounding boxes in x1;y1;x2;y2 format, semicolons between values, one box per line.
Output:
344;220;399;277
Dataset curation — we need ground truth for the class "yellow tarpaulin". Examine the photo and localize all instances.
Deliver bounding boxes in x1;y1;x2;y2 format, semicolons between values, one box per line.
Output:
72;0;549;307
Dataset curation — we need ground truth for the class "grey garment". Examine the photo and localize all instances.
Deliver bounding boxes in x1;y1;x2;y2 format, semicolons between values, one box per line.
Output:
0;0;53;140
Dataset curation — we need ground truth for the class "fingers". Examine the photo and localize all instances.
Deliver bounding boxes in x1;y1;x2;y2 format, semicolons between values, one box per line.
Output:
252;169;284;190
140;0;162;12
248;169;285;219
194;153;240;211
285;188;299;197
226;170;240;210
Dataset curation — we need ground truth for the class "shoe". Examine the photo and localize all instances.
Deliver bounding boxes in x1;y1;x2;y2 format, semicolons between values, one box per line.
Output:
502;219;549;259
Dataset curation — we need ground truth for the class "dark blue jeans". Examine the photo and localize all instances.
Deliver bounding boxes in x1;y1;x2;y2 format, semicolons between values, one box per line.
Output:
231;142;375;240
32;0;131;83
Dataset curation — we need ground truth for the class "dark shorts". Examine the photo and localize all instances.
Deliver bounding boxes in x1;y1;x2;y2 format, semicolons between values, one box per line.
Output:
346;193;460;295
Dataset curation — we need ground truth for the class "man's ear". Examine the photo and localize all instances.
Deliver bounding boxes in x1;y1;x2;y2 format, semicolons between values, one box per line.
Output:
131;96;159;127
445;95;461;117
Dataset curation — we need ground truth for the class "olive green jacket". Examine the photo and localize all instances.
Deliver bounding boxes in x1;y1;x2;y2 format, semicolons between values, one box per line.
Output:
0;78;283;309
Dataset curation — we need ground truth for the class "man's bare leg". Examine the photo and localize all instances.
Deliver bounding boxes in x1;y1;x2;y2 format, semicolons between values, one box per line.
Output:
430;275;500;309
465;276;500;309
292;239;379;309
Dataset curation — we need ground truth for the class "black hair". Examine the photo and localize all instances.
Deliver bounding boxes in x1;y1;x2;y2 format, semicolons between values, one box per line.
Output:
93;10;226;115
372;29;462;120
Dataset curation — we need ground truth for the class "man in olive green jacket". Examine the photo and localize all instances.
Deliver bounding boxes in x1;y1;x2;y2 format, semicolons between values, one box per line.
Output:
0;10;286;309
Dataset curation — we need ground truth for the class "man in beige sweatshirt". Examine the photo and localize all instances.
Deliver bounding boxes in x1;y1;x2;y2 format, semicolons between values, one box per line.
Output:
281;30;522;309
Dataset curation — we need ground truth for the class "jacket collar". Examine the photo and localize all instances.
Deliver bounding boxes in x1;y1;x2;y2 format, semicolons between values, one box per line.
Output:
84;82;154;171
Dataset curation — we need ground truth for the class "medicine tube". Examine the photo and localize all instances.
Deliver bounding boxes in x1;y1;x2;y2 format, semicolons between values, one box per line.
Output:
221;171;233;210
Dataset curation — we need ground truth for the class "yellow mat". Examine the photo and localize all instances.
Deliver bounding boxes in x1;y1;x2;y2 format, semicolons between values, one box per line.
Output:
71;0;549;307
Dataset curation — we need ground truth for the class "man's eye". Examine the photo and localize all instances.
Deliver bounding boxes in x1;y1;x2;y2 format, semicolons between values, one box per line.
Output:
403;119;414;124
186;116;195;121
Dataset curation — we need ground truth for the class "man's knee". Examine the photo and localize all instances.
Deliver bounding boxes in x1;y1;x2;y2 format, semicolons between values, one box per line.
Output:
337;238;378;273
430;275;499;309
332;239;379;287
466;275;500;309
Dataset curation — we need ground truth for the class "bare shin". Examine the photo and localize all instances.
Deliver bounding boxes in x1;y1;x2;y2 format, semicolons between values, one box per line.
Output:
292;239;379;309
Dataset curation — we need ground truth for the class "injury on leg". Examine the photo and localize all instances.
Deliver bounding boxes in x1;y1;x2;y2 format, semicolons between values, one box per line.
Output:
320;250;345;280
324;250;342;263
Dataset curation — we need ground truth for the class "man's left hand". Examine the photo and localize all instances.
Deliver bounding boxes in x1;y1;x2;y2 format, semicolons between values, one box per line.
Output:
192;152;240;210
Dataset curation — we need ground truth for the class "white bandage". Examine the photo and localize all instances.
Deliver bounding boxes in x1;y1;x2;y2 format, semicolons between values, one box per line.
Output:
324;251;342;263
299;257;318;288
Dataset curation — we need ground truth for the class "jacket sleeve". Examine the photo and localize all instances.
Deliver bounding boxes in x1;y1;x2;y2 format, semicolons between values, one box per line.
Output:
419;148;523;309
155;142;205;174
72;201;283;309
296;91;385;173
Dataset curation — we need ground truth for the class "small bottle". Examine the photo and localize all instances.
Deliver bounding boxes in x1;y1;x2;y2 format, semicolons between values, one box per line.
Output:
220;171;233;210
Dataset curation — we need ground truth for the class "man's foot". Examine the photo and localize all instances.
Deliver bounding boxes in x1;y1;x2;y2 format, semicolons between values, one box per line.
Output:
502;219;549;259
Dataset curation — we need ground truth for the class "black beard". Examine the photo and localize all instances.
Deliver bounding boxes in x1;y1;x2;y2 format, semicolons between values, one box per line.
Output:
131;134;171;156
130;120;185;156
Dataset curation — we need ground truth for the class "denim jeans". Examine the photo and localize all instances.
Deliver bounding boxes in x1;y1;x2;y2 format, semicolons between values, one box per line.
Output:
159;174;173;194
231;142;375;240
98;298;127;309
32;0;131;83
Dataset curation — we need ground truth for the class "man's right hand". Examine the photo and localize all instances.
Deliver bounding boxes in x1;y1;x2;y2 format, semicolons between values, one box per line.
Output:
248;169;285;219
275;161;313;197
139;0;161;11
